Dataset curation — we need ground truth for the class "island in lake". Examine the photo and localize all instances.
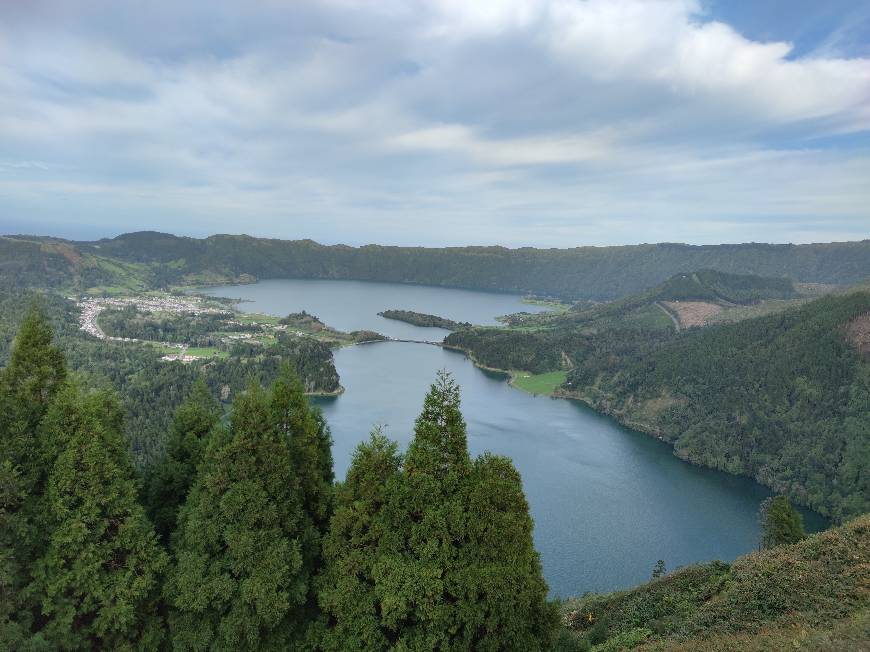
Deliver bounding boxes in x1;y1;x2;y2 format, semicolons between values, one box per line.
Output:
378;308;472;331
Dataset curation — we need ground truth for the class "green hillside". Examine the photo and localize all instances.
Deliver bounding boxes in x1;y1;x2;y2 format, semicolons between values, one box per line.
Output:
4;231;869;299
647;269;798;304
557;514;870;651
447;290;870;521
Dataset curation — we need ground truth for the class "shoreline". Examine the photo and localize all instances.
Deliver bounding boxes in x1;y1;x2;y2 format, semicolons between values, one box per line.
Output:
442;344;830;522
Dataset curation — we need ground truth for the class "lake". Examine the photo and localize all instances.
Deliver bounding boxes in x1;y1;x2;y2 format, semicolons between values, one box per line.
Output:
202;278;825;598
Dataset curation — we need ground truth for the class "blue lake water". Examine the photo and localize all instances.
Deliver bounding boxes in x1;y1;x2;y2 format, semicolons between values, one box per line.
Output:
203;278;826;598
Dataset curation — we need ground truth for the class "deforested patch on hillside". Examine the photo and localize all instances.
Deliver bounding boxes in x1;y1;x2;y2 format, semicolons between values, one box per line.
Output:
845;312;870;356
661;300;722;328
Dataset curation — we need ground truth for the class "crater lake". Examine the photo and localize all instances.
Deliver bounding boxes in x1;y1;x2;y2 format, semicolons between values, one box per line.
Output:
202;278;825;598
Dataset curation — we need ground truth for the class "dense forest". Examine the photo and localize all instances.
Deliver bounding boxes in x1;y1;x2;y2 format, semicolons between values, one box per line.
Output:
0;307;556;650
0;289;341;468
378;309;471;330
2;302;867;651
4;231;870;299
447;287;870;521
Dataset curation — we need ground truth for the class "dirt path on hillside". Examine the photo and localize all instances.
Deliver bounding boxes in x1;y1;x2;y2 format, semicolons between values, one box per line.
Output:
655;301;681;332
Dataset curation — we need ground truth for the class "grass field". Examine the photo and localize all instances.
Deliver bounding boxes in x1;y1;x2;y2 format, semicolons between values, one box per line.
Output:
185;347;229;359
521;297;572;312
511;370;567;395
235;312;280;325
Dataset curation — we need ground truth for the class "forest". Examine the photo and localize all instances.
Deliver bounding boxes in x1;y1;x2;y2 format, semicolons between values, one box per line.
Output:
0;288;341;469
3;298;867;651
0;306;557;650
4;231;870;300
378;309;471;330
446;279;870;521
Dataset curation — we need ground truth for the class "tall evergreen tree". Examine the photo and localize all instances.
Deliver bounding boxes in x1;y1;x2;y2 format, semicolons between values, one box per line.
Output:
165;378;322;650
317;428;402;651
0;302;67;644
269;364;334;637
0;302;67;447
145;377;221;543
324;372;557;650
0;460;31;648
30;385;168;650
760;495;806;549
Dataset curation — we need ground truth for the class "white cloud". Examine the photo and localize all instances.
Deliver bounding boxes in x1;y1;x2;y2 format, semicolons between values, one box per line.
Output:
0;0;868;245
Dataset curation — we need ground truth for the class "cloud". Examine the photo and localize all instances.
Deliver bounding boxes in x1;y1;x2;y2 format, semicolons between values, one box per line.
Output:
0;0;868;245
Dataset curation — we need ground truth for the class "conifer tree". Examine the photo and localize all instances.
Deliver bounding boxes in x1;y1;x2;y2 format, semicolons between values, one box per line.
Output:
0;461;30;648
165;381;315;650
30;385;168;649
145;377;221;542
328;371;558;650
760;495;806;549
317;428;401;651
0;302;67;643
0;301;66;496
269;364;334;637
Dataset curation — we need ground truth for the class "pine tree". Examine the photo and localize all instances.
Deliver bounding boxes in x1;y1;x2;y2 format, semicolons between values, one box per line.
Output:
317;428;402;651
269;364;334;639
336;371;558;650
30;385;168;649
145;377;221;543
759;495;806;549
461;452;557;650
0;460;31;648
165;381;313;650
0;302;67;643
0;301;67;498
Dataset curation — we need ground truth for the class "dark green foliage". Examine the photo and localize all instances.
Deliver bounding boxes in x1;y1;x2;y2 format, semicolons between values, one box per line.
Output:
6;231;870;299
318;429;402;651
0;302;67;646
571;292;870;520
98;305;256;345
145;378;221;542
0;302;67;481
651;559;667;579
321;372;557;651
562;514;870;648
378;309;471;330
0;460;31;648
165;368;333;651
30;385;168;650
650;269;797;305
760;496;806;549
0;288;340;469
270;365;335;633
454;289;870;521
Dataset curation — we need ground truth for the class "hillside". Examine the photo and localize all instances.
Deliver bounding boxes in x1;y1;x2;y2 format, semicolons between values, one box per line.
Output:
557;514;870;651
447;289;870;521
378;309;471;330
4;231;870;299
0;288;341;468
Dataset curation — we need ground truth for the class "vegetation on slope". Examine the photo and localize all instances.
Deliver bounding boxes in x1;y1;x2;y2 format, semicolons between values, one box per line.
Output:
5;231;870;300
557;514;869;651
567;291;870;521
447;281;870;521
279;310;388;343
1;310;556;649
0;288;341;468
378;309;471;330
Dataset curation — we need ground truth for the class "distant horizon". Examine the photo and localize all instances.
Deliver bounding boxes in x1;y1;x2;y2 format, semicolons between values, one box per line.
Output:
2;223;868;250
2;1;869;247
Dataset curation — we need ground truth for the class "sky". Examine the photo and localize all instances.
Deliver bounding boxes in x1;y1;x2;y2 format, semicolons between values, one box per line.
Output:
1;0;869;247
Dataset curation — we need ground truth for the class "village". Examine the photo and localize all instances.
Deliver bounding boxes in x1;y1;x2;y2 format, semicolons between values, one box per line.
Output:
73;294;310;362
